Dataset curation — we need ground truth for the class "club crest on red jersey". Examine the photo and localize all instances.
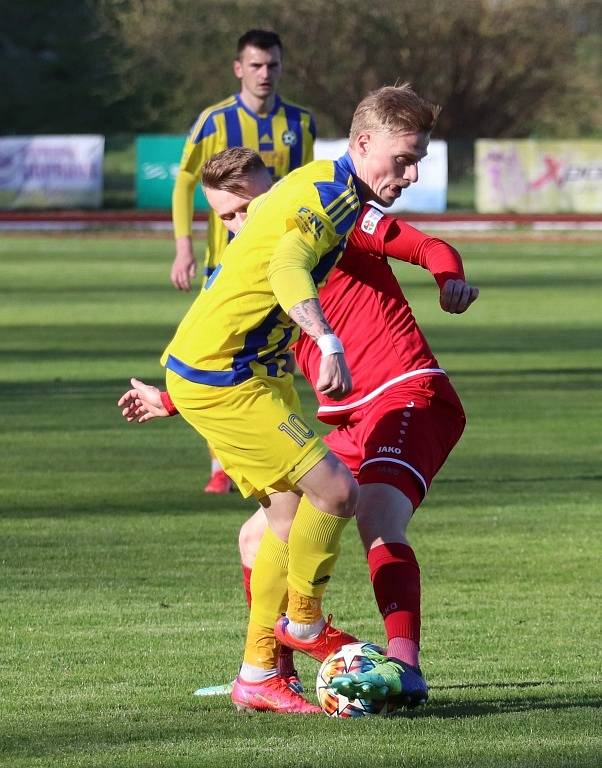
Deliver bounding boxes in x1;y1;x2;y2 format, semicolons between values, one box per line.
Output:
361;206;384;235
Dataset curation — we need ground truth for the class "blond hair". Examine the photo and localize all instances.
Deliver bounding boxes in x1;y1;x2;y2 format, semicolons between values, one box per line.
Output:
201;147;268;195
350;84;441;142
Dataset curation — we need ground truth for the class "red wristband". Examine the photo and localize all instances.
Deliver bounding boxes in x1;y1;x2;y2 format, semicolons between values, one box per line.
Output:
160;390;179;416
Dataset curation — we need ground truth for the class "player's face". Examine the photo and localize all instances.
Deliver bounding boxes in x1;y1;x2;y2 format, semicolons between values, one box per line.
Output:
204;171;272;234
355;130;429;207
234;45;282;102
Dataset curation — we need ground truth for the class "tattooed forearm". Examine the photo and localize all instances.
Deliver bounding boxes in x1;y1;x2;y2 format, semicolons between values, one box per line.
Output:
288;298;333;341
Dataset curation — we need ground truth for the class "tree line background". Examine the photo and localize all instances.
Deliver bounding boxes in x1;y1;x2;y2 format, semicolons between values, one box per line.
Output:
2;0;600;140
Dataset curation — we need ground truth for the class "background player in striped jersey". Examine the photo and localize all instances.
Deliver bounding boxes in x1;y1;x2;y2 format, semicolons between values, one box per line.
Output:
119;130;479;711
171;28;316;494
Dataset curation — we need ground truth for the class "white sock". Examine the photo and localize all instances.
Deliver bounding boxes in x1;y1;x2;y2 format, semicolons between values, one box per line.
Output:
239;663;278;682
286;616;326;640
211;458;222;473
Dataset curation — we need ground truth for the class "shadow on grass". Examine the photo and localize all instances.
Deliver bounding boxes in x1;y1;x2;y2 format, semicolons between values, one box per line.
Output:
435;474;602;485
433;679;578;690
388;684;602;720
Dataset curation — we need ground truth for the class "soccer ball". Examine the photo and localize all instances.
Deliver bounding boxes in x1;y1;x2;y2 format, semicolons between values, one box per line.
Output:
316;641;391;718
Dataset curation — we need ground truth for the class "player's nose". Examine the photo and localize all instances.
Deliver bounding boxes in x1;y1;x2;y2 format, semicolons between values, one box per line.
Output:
404;163;419;184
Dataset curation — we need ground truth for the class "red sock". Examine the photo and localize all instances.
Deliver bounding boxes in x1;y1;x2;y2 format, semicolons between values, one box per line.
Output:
367;543;421;665
241;564;252;608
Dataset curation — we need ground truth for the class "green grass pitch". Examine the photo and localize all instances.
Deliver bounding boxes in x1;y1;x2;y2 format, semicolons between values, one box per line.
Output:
1;232;600;767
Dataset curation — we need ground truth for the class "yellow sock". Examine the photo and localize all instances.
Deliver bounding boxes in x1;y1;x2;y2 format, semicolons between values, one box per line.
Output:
243;527;289;668
287;495;350;621
287;590;322;624
243;621;280;669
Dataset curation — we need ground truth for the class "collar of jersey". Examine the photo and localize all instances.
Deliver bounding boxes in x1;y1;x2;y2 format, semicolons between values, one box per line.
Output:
335;152;365;205
235;92;282;119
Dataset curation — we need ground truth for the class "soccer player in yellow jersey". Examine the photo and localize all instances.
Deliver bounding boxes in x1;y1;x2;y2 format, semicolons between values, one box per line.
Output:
171;29;316;495
171;29;315;293
155;85;439;714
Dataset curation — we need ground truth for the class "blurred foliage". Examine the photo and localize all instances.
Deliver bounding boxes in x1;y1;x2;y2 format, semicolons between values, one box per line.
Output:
0;0;118;132
1;0;600;138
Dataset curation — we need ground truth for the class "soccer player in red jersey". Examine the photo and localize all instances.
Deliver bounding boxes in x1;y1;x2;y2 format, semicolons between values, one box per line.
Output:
119;149;479;710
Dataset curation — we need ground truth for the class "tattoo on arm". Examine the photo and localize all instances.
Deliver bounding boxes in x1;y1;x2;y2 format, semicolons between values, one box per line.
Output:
288;298;333;341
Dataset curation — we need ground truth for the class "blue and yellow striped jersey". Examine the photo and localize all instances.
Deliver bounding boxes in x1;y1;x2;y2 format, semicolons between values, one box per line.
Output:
162;153;362;385
172;93;316;275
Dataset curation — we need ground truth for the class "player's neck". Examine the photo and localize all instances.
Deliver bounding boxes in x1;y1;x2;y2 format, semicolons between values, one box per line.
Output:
348;148;378;203
239;89;276;117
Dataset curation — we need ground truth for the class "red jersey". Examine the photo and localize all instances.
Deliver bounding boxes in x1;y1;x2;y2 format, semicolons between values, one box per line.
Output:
294;205;465;425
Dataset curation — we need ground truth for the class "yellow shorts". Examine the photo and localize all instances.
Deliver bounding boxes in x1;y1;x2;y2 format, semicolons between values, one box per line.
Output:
166;370;328;499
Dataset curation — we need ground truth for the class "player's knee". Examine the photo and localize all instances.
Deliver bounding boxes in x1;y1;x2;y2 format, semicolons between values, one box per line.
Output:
238;519;259;565
355;483;413;548
317;471;359;518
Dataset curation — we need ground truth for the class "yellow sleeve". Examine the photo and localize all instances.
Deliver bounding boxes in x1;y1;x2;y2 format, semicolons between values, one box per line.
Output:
172;169;197;238
172;117;220;239
302;113;316;165
267;207;337;312
268;229;319;311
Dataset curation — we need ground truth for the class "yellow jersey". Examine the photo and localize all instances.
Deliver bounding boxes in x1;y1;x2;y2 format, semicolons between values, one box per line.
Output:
162;153;362;385
172;93;316;277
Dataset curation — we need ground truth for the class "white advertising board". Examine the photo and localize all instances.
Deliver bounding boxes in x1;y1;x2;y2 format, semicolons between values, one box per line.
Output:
0;136;104;209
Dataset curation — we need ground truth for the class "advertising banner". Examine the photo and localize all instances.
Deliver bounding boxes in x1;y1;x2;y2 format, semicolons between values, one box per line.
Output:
136;135;209;210
314;139;448;213
0;136;104;209
476;140;602;213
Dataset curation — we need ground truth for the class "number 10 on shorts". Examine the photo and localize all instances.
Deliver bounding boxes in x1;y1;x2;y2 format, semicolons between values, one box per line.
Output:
278;414;315;446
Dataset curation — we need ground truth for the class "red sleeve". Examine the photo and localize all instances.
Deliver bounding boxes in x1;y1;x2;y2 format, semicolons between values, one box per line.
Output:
160;390;179;416
349;207;465;289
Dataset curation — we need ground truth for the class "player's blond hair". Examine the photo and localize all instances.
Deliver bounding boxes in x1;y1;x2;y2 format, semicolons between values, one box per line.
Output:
349;84;441;141
201;147;268;195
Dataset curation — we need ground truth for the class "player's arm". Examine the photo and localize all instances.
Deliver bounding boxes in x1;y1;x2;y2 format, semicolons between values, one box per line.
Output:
171;167;198;291
384;219;478;313
268;224;351;399
117;378;178;423
301;113;317;164
288;298;350;398
354;211;479;314
171;120;217;291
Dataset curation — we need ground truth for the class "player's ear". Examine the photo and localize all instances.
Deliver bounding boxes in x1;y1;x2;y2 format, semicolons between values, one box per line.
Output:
233;58;243;79
355;132;371;157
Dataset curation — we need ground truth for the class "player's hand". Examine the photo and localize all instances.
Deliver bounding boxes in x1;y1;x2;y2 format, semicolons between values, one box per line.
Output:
117;378;168;423
440;278;480;314
171;237;197;291
316;353;353;401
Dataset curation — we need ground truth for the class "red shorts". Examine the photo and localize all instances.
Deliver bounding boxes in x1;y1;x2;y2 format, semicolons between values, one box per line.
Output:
323;375;465;510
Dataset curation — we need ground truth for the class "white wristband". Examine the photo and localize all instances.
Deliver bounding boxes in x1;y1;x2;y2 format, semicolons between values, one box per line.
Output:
317;334;344;356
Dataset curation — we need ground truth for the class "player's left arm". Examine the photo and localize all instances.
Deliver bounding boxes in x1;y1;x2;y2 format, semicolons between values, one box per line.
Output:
438;276;480;314
353;211;479;314
302;113;317;164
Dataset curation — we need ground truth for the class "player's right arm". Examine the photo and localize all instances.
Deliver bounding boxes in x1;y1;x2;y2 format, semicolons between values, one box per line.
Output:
117;378;177;423
171;112;219;291
171;169;199;291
